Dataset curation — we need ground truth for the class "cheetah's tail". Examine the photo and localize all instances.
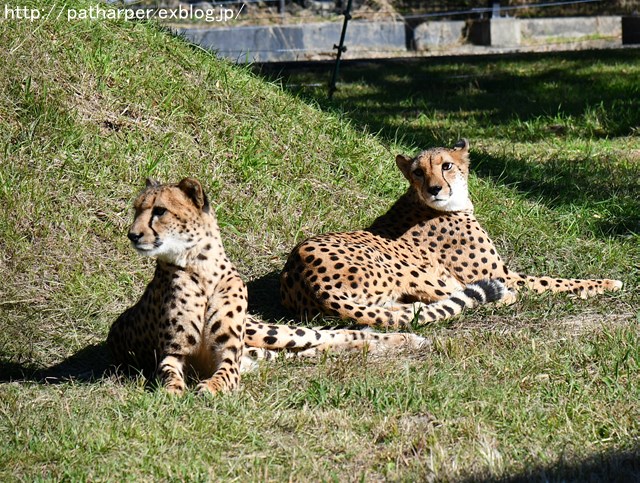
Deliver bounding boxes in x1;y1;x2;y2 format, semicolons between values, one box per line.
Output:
411;279;507;325
243;317;428;356
501;270;623;299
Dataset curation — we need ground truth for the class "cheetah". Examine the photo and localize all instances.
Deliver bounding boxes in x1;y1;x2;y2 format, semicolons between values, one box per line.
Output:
107;178;425;396
280;139;622;328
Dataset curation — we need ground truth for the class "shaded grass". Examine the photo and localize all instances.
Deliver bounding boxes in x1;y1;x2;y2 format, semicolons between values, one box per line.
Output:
264;50;640;141
259;51;640;237
0;1;638;480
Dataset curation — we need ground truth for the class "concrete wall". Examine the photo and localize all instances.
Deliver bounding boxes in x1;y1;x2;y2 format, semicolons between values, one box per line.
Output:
413;21;466;51
179;21;405;62
520;16;620;39
469;16;620;47
178;16;623;62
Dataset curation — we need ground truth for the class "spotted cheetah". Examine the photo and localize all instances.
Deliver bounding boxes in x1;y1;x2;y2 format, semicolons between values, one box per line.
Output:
107;178;425;395
280;139;622;328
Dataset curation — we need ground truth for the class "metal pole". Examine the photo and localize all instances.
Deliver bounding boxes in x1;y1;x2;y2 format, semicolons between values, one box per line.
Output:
328;0;353;99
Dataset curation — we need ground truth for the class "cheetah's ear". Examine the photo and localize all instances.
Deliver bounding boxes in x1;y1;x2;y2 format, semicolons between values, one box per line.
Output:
395;154;414;181
452;139;470;165
178;177;210;213
145;178;160;188
452;138;469;152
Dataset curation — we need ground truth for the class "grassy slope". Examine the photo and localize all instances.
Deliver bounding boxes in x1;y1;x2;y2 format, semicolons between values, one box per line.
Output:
0;1;638;481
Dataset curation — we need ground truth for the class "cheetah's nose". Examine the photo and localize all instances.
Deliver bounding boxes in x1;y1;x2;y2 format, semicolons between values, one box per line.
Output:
128;232;143;244
427;185;442;196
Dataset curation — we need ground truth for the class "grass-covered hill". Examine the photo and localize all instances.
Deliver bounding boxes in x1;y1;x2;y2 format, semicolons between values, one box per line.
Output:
1;1;638;480
0;1;405;367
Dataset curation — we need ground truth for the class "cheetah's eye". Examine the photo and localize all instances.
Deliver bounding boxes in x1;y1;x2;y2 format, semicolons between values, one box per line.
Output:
152;206;167;217
412;168;424;177
442;162;453;171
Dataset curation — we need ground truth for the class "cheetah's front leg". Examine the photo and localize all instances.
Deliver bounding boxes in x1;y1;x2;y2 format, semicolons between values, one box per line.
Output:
196;274;246;396
158;355;187;396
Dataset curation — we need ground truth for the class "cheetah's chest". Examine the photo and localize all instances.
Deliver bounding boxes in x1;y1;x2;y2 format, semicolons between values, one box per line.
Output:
414;215;504;282
145;269;213;349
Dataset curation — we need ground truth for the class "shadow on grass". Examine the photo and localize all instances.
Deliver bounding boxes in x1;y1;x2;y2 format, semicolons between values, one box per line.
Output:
0;272;295;386
472;151;640;237
246;270;292;321
470;446;640;482
255;49;640;237
258;49;640;144
0;343;113;384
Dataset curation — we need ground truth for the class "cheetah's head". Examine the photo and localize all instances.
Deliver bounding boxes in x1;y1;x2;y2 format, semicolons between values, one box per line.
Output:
396;139;472;212
127;177;211;265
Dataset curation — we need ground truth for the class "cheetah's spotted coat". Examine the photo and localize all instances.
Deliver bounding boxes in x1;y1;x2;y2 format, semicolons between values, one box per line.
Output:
280;140;622;327
107;178;425;395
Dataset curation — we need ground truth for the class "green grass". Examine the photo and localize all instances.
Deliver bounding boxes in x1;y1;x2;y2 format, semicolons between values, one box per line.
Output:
1;1;639;480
